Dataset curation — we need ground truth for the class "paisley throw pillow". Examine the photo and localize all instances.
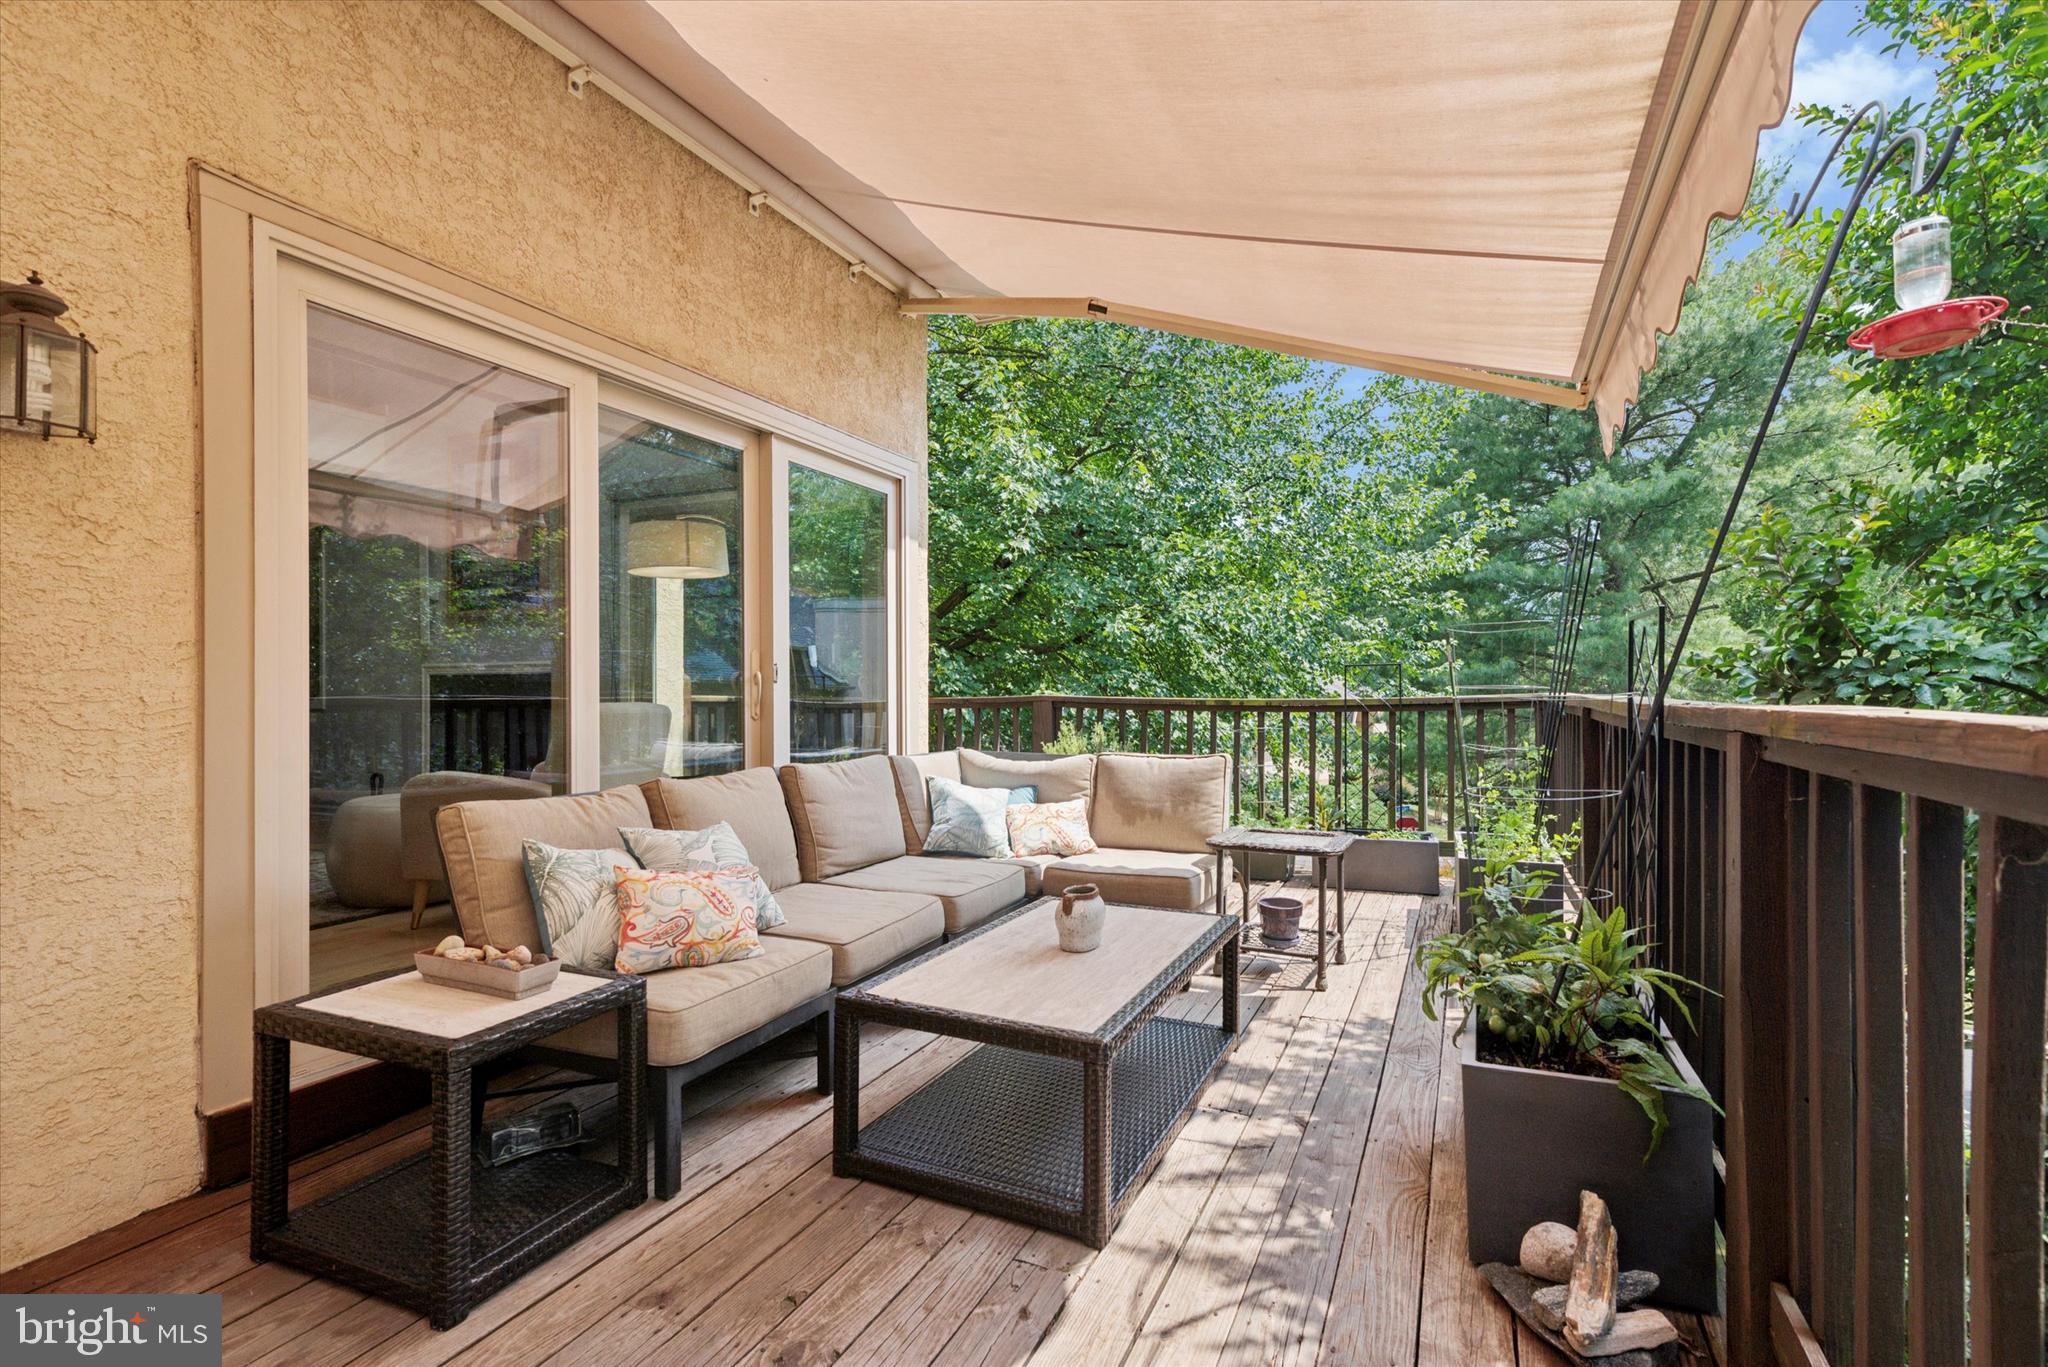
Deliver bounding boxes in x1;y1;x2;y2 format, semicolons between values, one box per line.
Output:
618;822;786;929
923;776;1036;858
521;840;643;972
1005;797;1098;857
612;866;764;973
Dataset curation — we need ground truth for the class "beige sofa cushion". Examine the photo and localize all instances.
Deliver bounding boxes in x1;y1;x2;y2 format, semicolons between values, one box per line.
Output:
540;935;831;1066
889;751;964;852
641;768;802;892
768;883;944;985
994;853;1061;897
959;748;1096;803
436;785;652;951
1091;753;1230;854
1042;849;1225;911
824;855;1027;936
779;757;908;881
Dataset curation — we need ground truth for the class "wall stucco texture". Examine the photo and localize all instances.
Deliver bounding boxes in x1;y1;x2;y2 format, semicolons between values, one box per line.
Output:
0;0;925;1270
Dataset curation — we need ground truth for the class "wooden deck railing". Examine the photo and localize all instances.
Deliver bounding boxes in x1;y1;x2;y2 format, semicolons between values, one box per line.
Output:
930;693;1545;837
932;691;2048;1366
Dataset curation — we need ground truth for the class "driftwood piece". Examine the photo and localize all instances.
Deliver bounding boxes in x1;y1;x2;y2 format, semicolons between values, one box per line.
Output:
1534;1270;1662;1329
1564;1190;1620;1352
1479;1264;1688;1367
1575;1310;1683;1357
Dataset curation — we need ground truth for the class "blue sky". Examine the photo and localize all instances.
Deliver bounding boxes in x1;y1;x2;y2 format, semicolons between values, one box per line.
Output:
1332;0;1936;400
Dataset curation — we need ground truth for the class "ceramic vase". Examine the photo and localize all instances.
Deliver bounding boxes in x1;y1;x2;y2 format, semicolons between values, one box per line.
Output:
1056;883;1106;952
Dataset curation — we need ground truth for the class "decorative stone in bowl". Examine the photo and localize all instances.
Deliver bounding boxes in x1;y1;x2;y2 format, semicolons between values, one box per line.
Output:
416;936;560;999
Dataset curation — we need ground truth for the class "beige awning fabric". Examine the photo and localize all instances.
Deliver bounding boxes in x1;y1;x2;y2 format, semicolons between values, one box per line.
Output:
510;0;1812;447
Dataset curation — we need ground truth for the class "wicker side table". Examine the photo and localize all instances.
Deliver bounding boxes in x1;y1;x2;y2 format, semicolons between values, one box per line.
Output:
1206;827;1358;990
251;967;646;1329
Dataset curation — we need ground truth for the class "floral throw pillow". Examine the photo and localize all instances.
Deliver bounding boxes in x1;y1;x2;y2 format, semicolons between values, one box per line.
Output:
521;840;643;972
618;822;786;929
612;867;764;973
923;776;1037;858
1005;797;1098;857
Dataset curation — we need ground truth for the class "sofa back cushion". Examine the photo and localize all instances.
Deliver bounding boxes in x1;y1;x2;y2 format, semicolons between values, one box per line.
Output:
889;751;963;852
959;748;1096;803
640;768;802;891
779;756;909;880
1090;752;1231;854
436;784;653;951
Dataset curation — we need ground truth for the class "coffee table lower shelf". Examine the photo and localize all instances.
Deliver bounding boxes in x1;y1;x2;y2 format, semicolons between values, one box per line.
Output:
254;1148;635;1321
837;1015;1233;1246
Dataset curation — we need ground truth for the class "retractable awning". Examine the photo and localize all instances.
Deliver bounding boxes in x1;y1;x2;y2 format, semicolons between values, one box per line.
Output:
487;0;1814;445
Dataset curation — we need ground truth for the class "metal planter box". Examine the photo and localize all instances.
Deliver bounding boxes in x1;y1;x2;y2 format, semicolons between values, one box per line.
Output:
1459;1022;1717;1312
1339;832;1441;894
1454;856;1565;928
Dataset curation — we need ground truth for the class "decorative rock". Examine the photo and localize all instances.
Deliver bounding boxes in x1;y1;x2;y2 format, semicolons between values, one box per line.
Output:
1479;1265;1682;1367
1518;1221;1577;1283
1617;1269;1660;1309
434;935;466;957
1572;1308;1681;1357
443;946;484;962
508;944;534;965
1530;1284;1566;1331
481;944;502;960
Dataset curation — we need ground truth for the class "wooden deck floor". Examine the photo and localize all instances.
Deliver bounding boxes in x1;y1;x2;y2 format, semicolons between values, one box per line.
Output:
4;880;1723;1365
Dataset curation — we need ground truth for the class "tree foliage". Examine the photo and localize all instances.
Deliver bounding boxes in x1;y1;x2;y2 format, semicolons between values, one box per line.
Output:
1706;0;2048;710
1440;206;1877;694
926;317;1503;697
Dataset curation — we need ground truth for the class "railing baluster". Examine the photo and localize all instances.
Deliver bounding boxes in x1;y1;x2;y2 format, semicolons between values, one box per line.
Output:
1231;709;1244;825
1904;796;1966;1367
1806;774;1857;1358
1786;775;1812;1304
1281;708;1295;818
1721;735;1796;1365
1968;816;2048;1361
1255;709;1267;822
1851;784;1905;1367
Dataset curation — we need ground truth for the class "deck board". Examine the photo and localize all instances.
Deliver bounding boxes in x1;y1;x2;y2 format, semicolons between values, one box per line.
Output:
9;879;1723;1364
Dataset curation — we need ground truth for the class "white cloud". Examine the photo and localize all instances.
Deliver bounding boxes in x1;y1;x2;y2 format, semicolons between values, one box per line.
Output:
1761;41;1939;202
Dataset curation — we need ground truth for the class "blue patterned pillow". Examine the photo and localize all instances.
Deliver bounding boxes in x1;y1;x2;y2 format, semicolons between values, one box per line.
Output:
923;777;1036;858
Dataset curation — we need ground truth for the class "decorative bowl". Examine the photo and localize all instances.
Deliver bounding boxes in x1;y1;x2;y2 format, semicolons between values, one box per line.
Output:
414;951;562;999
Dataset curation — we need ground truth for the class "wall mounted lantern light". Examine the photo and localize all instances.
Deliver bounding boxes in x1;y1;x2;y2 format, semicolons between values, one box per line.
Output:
1;272;96;442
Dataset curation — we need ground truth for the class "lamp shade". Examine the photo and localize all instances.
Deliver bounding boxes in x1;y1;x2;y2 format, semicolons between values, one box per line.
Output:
626;514;730;578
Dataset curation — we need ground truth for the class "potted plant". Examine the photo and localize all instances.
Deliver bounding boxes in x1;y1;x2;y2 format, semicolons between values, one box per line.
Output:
1338;827;1443;894
1417;898;1720;1311
1456;767;1579;926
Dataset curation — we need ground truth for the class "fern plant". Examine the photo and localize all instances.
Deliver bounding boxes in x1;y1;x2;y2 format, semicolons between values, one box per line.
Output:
1417;900;1717;1157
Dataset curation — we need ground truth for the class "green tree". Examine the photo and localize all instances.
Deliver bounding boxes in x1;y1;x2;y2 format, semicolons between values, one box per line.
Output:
926;317;1503;697
1441;203;1878;695
1710;0;2048;710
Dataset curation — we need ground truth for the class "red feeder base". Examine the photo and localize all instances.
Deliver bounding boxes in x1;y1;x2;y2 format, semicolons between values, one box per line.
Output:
1848;296;2007;359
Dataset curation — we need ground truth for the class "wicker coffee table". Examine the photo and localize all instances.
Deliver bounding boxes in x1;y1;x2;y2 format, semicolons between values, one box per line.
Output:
251;966;646;1329
833;899;1240;1247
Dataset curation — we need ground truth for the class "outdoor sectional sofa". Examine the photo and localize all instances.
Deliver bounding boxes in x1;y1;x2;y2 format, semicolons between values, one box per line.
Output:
432;748;1230;1197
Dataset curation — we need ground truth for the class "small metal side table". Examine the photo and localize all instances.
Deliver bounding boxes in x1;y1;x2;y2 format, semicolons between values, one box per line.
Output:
251;966;646;1329
1206;827;1357;990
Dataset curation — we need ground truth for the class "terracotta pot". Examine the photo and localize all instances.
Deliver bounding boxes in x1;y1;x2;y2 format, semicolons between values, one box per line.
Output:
1056;883;1106;952
1256;895;1304;948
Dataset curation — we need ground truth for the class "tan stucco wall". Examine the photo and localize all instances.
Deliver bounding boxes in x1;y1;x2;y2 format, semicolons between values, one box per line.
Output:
0;0;925;1270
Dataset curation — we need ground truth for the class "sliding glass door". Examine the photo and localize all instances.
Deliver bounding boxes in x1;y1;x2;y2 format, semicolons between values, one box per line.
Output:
303;302;576;992
269;260;903;1031
598;389;752;781
779;445;896;762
